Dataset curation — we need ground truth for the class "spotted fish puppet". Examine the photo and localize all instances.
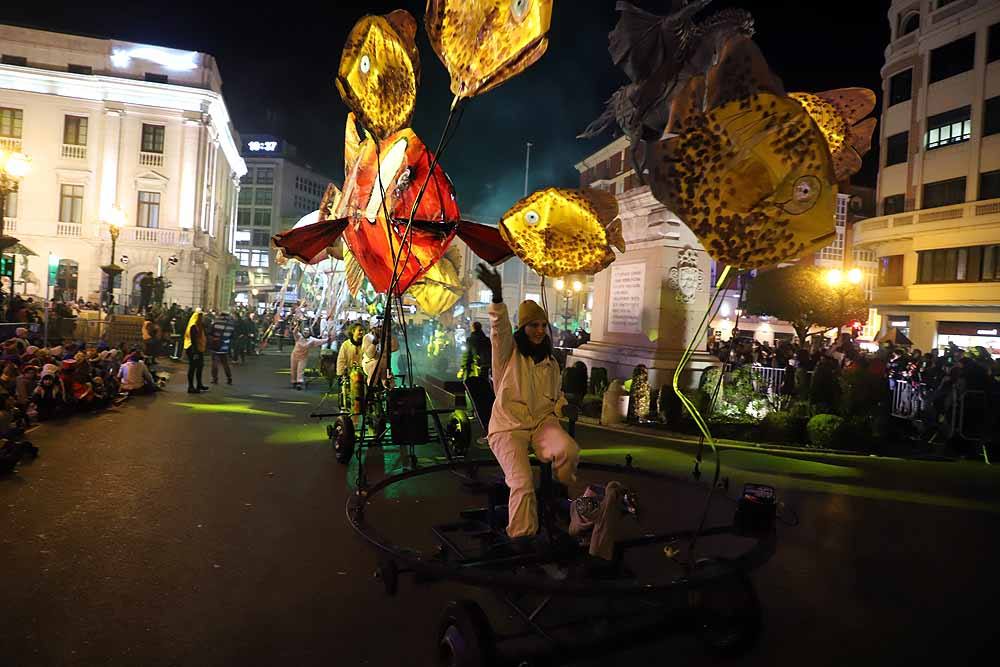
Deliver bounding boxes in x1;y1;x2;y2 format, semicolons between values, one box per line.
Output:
647;35;839;269
336;10;420;139
425;0;553;100
789;88;877;182
499;187;625;277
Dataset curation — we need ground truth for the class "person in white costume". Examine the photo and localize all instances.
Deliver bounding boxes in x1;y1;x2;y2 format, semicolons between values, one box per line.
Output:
476;264;580;539
290;323;331;390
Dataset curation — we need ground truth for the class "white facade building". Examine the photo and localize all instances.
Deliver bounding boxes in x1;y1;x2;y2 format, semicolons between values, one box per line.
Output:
0;24;246;310
853;0;1000;357
233;134;334;305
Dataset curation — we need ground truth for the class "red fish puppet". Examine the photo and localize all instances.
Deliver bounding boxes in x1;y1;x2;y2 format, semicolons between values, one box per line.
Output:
272;117;511;295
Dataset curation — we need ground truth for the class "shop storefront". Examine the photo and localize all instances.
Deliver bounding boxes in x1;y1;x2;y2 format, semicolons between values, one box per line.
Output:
885;315;910;339
936;321;1000;359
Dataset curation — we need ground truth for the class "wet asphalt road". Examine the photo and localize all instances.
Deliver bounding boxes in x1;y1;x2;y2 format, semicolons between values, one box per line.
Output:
2;352;998;666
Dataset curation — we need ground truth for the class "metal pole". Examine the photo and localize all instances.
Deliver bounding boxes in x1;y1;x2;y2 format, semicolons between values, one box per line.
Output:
523;142;532;197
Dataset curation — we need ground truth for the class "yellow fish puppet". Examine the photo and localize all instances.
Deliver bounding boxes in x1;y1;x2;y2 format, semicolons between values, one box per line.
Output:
789;88;877;182
649;35;838;270
499;187;625;277
425;0;553;100
336;10;420;139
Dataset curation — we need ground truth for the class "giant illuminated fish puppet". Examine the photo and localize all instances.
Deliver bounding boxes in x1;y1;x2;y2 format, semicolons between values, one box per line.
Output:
272;115;511;295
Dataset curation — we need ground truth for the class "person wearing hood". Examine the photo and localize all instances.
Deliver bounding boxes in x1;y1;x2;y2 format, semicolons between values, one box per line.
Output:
32;366;66;420
362;319;399;387
289;321;331;390
183;311;209;394
475;264;580;540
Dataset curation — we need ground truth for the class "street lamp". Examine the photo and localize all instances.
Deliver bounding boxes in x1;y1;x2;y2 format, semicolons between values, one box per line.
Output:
825;266;863;333
101;206;127;314
0;150;30;319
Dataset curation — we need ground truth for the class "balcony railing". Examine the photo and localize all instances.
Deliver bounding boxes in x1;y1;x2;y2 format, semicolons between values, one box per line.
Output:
855;197;1000;244
2;217;15;233
102;226;194;246
139;151;164;167
0;136;22;153
56;222;83;237
61;143;87;160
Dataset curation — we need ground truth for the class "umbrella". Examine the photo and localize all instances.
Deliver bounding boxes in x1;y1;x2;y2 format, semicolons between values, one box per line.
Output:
876;327;913;347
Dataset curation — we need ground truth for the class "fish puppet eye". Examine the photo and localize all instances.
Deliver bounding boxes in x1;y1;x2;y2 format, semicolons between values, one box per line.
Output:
511;0;531;22
360;54;371;75
524;210;540;226
778;175;822;215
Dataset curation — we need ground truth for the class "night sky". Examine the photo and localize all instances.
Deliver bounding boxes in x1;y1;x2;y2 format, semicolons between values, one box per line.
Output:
4;1;889;220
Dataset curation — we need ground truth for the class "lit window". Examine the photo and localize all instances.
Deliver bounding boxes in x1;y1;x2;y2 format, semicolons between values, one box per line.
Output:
137;191;161;228
0;107;23;138
59;184;84;223
925;106;971;149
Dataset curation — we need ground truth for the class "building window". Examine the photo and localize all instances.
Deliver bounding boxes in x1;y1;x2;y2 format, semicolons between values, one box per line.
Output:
878;255;904;287
63;116;88;145
989;22;1000;63
981;170;1000;201
238;188;253;205
252;230;270;247
256;167;274;185
59;184;84;223
885;132;908;166
925;106;971;150
883;194;905;215
982;245;1000;281
235;250;250;266
255;189;272;205
237;208;251;226
888;70;912;106
240;169;253;185
0;107;23;138
250;250;269;268
253;209;271;227
984;96;1000;137
923;177;966;208
137;191;160;228
144;72;168;84
68;63;92;75
929;34;975;84
918;245;999;283
3;190;17;218
141;124;165;153
900;13;920;36
1;55;27;66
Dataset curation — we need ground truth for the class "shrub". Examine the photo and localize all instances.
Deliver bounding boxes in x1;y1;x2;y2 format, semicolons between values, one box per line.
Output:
589;367;609;395
762;411;807;444
581;394;603;418
807;414;845;449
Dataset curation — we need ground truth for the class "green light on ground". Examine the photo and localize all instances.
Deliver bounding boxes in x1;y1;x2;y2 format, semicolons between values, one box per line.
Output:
265;424;326;445
172;402;292;418
279;401;312;405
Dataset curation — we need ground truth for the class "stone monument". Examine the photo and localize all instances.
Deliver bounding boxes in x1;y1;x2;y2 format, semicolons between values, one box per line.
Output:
570;185;719;389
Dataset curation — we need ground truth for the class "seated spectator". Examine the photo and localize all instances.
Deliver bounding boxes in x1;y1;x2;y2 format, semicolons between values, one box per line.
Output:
118;352;156;395
32;368;66;421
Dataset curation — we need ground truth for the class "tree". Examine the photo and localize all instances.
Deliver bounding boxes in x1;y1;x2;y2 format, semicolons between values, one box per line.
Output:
743;265;868;344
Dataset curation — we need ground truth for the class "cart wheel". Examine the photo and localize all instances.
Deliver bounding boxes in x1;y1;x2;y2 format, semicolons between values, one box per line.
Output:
690;559;762;657
333;416;356;464
436;599;495;667
376;559;399;596
446;414;471;458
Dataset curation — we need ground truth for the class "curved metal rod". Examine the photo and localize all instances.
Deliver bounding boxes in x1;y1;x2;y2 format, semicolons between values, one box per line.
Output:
346;460;777;598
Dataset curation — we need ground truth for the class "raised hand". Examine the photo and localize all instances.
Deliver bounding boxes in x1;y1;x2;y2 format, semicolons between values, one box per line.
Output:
475;263;502;300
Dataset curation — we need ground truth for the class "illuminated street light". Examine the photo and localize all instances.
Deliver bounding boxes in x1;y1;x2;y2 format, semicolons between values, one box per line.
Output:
554;278;565;291
101;206;128;314
825;268;843;287
847;267;862;284
572;279;583;292
0;150;30;319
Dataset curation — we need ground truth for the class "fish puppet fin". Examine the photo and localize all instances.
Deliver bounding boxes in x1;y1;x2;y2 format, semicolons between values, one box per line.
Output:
271;218;348;265
343;251;365;297
605;218;626;253
849;117;877;157
580;187;620;227
344;113;368;174
456;221;514;265
384;9;421;82
816;87;876;125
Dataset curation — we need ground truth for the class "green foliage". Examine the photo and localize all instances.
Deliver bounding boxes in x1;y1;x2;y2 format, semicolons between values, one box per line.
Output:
700;366;764;423
581;394;603;418
807;414;846;449
762;411;808;444
589;367;609;395
744;265;869;342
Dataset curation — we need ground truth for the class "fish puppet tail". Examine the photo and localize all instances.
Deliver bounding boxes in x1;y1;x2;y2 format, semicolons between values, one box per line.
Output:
456;221;514;265
271;219;349;265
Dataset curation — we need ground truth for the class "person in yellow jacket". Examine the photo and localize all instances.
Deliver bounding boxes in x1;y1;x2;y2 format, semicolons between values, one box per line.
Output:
476;264;579;539
183;310;208;393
